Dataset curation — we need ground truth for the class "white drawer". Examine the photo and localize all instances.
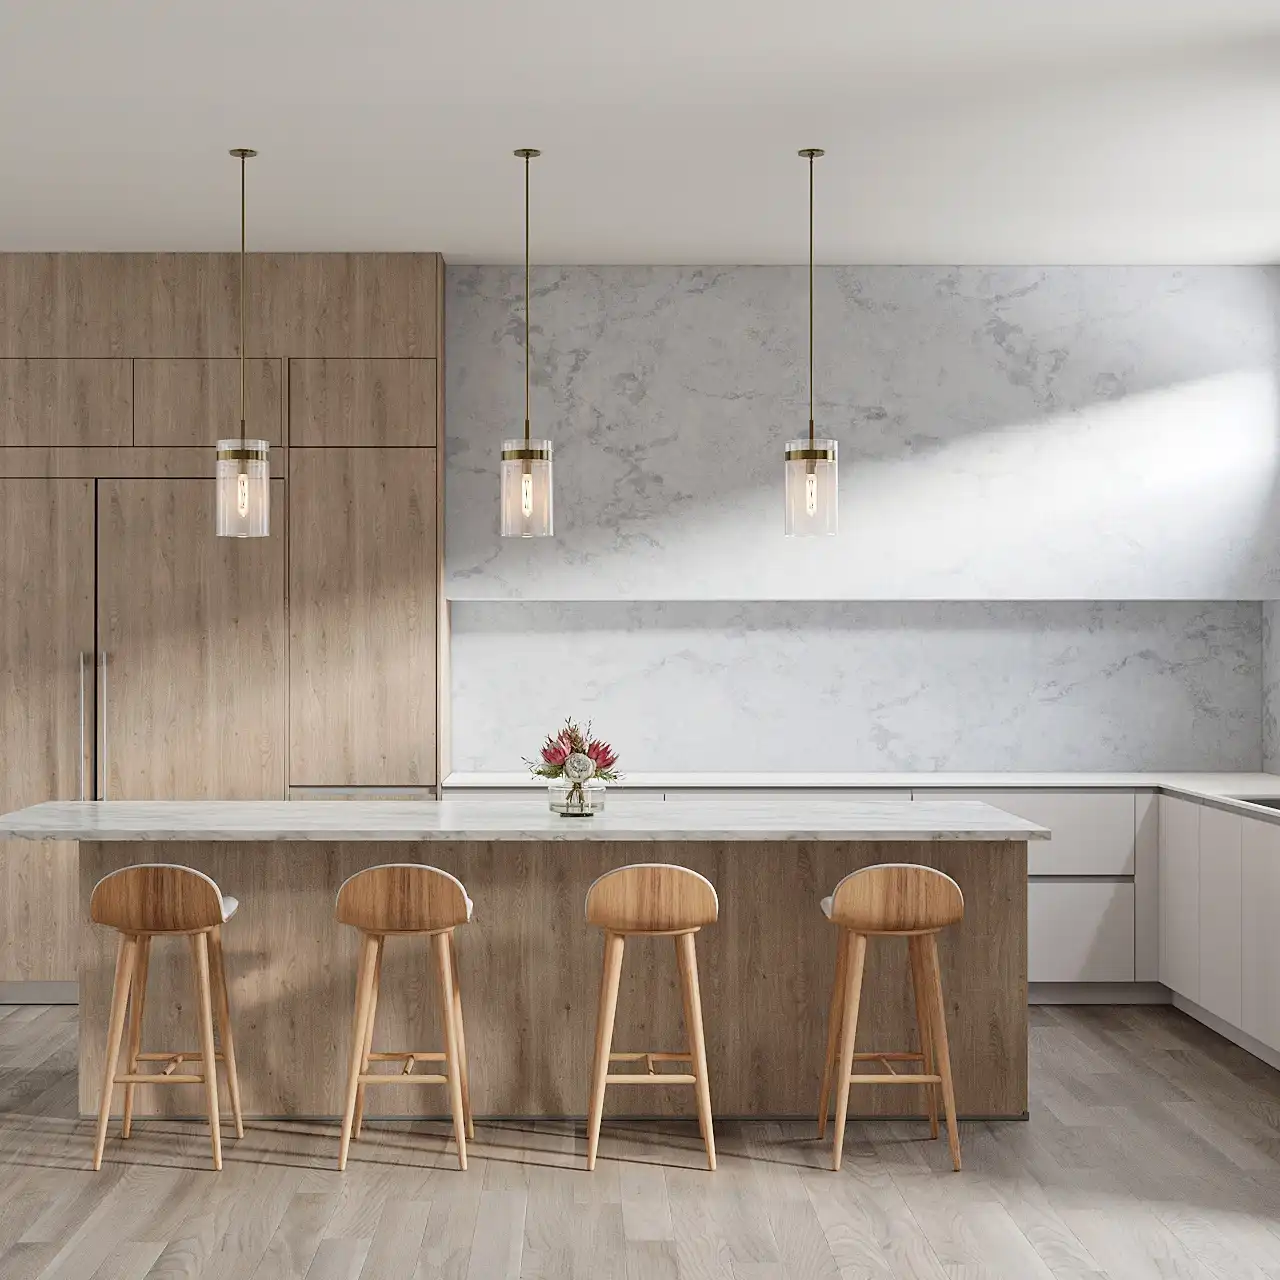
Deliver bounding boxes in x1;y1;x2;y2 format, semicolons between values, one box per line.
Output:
1029;880;1135;982
916;790;1136;875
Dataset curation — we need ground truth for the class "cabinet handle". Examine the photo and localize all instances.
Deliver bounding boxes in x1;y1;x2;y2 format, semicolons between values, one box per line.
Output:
98;650;108;800
78;652;88;801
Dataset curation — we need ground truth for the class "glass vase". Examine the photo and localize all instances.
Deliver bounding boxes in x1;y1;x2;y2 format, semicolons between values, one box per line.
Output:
547;777;605;817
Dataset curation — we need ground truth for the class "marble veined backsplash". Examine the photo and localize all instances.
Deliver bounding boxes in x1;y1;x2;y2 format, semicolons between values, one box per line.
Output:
451;600;1262;773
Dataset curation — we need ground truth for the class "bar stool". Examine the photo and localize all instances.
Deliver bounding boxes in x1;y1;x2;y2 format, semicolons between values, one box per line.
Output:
335;863;474;1171
585;863;718;1171
89;864;244;1171
816;863;964;1172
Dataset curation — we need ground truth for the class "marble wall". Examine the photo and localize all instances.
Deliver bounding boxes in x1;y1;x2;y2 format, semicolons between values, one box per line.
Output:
1264;602;1280;772
446;266;1280;601
451;601;1262;773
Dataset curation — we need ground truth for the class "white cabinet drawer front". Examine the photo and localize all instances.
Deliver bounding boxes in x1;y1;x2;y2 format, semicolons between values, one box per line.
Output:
918;790;1135;875
1241;817;1280;1052
1197;806;1242;1026
1029;880;1135;983
1158;795;1200;1000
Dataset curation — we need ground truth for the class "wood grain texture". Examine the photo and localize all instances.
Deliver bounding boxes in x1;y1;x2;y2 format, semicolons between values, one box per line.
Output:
0;359;131;445
828;864;964;933
0;480;94;982
0;447;245;478
586;864;719;933
335;863;471;933
97;478;287;800
288;359;437;446
133;358;283;446
78;838;1028;1119
289;448;436;787
0;253;439;358
13;1003;1280;1278
89;865;227;933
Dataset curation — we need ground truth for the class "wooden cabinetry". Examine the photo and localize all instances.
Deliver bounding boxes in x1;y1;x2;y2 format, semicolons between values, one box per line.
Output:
288;359;437;446
0;480;94;982
97;479;287;799
1158;794;1200;1000
134;358;282;446
1197;804;1242;1025
289;449;436;786
0;359;131;445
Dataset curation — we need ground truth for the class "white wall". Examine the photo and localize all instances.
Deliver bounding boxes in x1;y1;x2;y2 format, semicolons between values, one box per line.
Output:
446;265;1280;601
451;601;1261;773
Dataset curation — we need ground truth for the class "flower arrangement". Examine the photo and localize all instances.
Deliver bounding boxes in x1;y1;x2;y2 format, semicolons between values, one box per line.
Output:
527;718;621;783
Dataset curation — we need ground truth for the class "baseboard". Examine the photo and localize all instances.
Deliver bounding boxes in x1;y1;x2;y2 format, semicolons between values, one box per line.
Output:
0;981;78;1005
1171;994;1280;1072
1029;981;1171;1005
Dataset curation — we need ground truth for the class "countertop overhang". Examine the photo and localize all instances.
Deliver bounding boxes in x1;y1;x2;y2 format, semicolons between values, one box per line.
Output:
0;798;1048;843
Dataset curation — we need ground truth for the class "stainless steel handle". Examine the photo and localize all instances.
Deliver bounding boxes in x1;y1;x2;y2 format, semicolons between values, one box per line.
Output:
98;650;108;800
78;652;87;800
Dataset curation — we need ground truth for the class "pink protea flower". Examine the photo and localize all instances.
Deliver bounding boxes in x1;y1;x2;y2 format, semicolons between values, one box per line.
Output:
541;737;569;767
587;739;617;771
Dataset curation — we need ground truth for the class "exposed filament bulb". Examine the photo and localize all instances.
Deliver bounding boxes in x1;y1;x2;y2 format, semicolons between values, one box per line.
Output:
521;471;534;518
237;471;250;518
805;470;818;517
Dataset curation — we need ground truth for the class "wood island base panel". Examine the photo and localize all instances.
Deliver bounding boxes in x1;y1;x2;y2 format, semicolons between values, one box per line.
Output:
78;838;1028;1120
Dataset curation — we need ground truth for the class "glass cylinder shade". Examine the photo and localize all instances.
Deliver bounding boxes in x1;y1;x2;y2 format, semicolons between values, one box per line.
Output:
784;439;838;536
215;440;270;538
500;440;553;537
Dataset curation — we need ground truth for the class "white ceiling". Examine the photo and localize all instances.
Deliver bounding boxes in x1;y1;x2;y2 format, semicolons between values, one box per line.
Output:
1;1;1278;263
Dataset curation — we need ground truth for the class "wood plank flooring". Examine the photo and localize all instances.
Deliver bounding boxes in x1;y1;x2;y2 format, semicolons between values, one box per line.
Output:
3;1002;1280;1278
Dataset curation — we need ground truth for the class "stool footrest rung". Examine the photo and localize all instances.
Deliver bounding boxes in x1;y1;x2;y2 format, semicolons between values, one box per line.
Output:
848;1073;942;1086
113;1073;206;1085
605;1073;698;1085
367;1051;445;1062
356;1073;449;1085
608;1051;692;1062
851;1052;923;1061
135;1051;224;1062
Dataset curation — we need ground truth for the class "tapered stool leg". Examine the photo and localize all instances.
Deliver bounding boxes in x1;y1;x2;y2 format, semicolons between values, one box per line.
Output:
121;935;151;1140
922;934;962;1171
817;929;850;1138
433;931;468;1170
338;932;378;1171
208;926;244;1140
190;932;223;1171
93;935;137;1171
830;932;867;1173
676;932;716;1171
586;932;625;1170
449;932;474;1140
352;936;383;1142
908;935;940;1140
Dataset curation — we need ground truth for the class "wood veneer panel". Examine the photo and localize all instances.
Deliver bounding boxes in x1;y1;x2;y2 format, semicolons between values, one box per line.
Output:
288;359;437;446
134;358;283;446
289;448;436;786
0;480;94;981
97;479;287;800
0;447;272;478
0;359;131;445
79;839;1028;1119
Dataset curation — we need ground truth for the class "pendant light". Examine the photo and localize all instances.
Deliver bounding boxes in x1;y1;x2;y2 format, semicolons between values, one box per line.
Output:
500;148;553;537
784;148;838;537
216;148;270;538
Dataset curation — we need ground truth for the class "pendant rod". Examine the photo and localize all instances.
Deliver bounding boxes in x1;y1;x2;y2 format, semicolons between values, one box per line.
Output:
808;150;814;446
524;150;530;442
239;151;246;446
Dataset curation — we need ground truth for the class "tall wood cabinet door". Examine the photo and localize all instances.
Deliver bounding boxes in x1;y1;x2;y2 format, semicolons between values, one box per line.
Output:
97;479;286;799
289;449;436;786
1241;817;1280;1051
0;480;94;981
1158;795;1200;1000
1197;805;1242;1025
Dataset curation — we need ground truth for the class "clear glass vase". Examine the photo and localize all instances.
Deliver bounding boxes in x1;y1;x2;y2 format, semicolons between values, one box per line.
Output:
547;777;605;817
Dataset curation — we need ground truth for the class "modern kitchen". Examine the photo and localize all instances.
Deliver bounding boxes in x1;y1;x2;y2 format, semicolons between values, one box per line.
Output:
3;4;1280;1277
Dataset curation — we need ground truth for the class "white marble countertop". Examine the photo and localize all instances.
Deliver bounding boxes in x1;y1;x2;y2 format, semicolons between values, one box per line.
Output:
443;771;1280;797
0;797;1048;843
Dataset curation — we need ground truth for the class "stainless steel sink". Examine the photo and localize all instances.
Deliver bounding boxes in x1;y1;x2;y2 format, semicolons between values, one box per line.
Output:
1228;796;1280;810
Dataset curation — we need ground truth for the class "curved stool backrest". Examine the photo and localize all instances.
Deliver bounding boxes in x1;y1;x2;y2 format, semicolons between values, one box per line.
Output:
90;864;225;934
828;864;963;935
335;863;471;934
585;863;718;934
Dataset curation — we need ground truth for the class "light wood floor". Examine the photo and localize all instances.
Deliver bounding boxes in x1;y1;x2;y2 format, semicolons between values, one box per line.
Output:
3;1004;1280;1279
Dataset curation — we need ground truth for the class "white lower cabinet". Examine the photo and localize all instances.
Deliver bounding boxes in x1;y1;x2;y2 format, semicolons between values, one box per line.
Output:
1197;805;1242;1026
1241;816;1280;1052
1158;795;1200;1001
1028;880;1135;982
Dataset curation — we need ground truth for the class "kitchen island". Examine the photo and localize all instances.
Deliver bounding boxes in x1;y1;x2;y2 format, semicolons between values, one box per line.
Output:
0;797;1044;1121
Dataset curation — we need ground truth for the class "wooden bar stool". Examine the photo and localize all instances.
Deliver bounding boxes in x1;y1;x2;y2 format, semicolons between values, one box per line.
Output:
816;863;964;1172
335;863;474;1171
89;864;244;1171
585;863;718;1171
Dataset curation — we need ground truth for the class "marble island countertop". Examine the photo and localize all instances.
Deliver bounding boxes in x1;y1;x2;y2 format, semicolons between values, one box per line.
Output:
0;797;1048;843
